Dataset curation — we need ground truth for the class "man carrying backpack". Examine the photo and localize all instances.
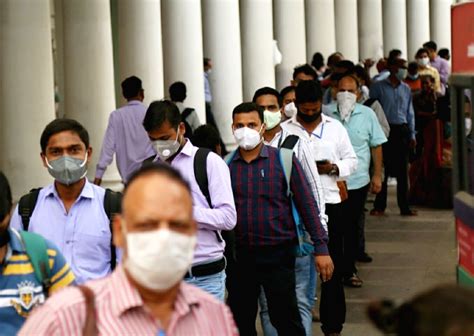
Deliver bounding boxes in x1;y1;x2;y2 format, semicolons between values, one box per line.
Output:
0;171;75;334
226;102;332;336
169;81;201;138
10;119;121;284
142;100;236;301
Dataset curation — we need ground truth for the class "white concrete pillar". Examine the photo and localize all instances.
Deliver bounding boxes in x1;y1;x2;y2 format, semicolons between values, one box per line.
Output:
274;0;307;90
430;0;452;50
407;0;431;60
240;0;276;101
161;0;205;122
305;0;336;62
61;0;120;186
0;0;56;199
382;0;408;58
117;0;164;106
334;0;359;62
358;0;384;61
202;0;243;148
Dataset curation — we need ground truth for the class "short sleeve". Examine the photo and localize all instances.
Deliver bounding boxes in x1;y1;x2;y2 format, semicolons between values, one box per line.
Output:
45;240;76;294
368;111;387;147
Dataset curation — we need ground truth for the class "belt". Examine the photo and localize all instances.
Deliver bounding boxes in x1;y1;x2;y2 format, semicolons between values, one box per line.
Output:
184;257;226;279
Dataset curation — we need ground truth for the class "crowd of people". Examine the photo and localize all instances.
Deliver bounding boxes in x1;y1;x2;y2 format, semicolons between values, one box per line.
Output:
0;40;473;336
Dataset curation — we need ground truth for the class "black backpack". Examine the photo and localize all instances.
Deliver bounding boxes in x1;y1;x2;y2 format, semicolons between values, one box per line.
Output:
18;188;122;270
182;108;195;138
363;98;378;108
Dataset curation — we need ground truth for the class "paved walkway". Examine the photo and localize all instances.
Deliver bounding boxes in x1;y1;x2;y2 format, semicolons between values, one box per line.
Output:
313;186;457;335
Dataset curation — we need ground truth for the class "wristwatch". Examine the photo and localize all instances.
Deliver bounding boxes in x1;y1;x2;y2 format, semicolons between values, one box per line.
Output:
329;164;339;176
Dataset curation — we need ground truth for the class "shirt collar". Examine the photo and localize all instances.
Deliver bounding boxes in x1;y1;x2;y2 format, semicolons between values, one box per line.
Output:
44;179;95;200
232;144;269;162
329;103;363;117
127;100;143;106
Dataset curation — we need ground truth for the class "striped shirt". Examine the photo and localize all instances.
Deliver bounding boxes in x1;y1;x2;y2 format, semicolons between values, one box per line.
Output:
19;266;238;336
1;228;75;335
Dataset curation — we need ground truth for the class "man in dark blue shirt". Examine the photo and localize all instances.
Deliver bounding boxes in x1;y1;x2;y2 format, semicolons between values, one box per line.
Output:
226;102;332;336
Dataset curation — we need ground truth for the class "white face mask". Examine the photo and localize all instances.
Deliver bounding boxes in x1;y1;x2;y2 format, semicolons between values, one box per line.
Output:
124;228;196;291
233;126;263;150
152;129;181;161
284;102;297;118
263;110;281;130
466;118;472;136
418;57;430;67
336;91;357;121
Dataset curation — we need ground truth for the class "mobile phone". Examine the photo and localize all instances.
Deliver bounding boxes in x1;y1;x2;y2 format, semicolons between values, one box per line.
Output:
316;160;330;165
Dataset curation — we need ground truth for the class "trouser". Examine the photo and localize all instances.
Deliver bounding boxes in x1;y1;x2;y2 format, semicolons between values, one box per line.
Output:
258;254;313;336
227;245;305;336
357;191;369;256
320;203;346;334
184;270;226;301
374;124;411;213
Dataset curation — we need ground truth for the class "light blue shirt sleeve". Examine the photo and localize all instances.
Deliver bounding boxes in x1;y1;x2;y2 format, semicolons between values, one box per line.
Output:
406;93;416;140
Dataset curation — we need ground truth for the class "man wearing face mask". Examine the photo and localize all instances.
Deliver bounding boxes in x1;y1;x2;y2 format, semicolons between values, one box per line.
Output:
415;48;442;95
142;100;236;301
253;87;327;336
10;119;116;284
326;74;387;288
369;58;417;217
282;80;357;336
19;164;238;335
0;172;75;335
226;102;332;336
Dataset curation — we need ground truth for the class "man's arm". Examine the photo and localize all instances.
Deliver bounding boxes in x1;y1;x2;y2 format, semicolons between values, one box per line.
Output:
406;90;417;141
371;101;390;138
95;114;117;184
439;59;450;85
334;125;358;178
193;153;237;231
370;146;383;194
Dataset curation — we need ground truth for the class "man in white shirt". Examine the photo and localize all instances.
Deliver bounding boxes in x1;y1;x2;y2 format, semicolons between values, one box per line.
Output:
282;80;357;336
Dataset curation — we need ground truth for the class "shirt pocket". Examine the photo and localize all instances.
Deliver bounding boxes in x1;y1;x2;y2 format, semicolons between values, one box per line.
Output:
347;128;368;148
74;227;111;275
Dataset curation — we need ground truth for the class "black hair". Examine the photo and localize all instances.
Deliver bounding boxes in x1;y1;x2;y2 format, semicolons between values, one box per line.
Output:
204;58;211;67
169;81;187;102
252;87;282;107
191;125;220;153
327;52;344;67
292;64;317;80
415;48;429;59
232;102;264;123
0;172;12;222
408;61;419;73
121;76;143;100
438;48;450;59
334;60;355;73
40;118;90;154
387;57;405;67
423;41;437;52
311;52;325;69
295;80;323;104
353;65;371;87
388;49;402;60
143;100;182;132
280;86;295;99
125;163;191;195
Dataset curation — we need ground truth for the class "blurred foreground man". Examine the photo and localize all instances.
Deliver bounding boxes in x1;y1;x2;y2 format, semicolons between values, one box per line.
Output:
20;164;238;335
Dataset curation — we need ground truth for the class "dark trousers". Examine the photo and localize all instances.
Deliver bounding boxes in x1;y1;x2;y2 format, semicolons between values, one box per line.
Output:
320;203;346;334
227;246;304;336
374;124;411;213
357;192;369;255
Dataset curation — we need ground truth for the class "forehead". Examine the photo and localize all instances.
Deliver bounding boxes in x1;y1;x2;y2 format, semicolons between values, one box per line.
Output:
338;77;358;89
298;101;320;109
123;174;193;223
147;120;176;137
46;131;85;149
295;72;315;81
233;111;262;124
283;91;295;100
256;94;279;107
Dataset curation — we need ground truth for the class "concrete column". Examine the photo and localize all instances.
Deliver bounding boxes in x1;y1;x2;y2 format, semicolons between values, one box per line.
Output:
382;0;408;58
202;0;243;148
0;0;56;199
240;0;276;101
305;0;336;62
358;0;384;61
407;0;431;60
334;0;359;62
274;0;307;90
61;0;120;186
161;0;205;122
430;0;452;50
117;0;164;106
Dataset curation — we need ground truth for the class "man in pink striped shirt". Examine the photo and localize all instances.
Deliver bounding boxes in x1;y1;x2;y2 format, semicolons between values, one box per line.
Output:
19;164;238;336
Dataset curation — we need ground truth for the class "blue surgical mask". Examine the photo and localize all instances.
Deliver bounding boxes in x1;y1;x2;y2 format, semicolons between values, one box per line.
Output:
396;68;408;81
407;73;419;80
46;153;88;185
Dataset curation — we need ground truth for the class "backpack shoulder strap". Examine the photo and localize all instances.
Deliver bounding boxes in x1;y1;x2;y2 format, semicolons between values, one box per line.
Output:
224;150;237;165
182;108;195;120
194;148;212;208
103;189;122;270
280;134;299;150
142;155;156;167
19;230;52;295
364;98;377;107
18;188;42;231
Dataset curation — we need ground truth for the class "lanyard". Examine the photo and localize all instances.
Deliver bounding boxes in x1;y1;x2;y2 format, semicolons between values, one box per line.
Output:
312;122;325;139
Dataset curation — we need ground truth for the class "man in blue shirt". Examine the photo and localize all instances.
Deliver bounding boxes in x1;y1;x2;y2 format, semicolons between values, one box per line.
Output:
369;57;417;216
10;119;117;283
0;171;75;334
326;74;387;288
